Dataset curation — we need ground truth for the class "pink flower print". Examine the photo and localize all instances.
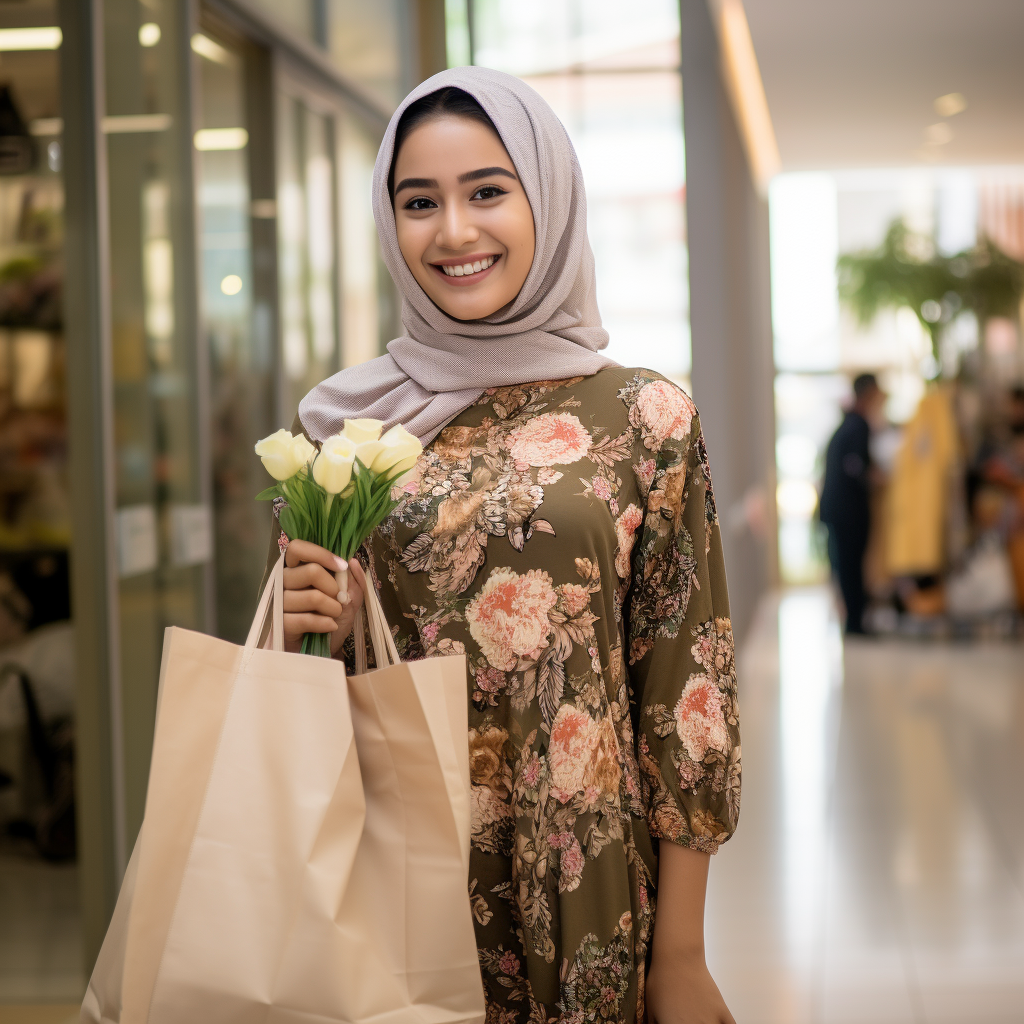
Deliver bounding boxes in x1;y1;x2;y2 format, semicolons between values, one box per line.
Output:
673;673;730;761
635;458;656;493
558;836;585;891
636;380;695;443
691;634;716;670
614;503;644;578
508;413;593;467
558;583;591;618
465;567;557;671
470;783;511;831
547;830;573;850
609;498;618;517
520;752;542;788
547;706;621;803
591;475;612;501
277;530;289;554
498;951;520;976
474;665;505;693
547;706;601;802
537;468;563;485
421;622;440;645
618;911;632;932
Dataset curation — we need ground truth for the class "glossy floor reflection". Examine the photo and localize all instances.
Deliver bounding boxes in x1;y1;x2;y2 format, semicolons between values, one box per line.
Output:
706;588;1024;1023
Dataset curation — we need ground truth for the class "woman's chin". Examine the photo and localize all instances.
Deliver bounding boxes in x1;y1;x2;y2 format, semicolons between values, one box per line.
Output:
429;288;509;322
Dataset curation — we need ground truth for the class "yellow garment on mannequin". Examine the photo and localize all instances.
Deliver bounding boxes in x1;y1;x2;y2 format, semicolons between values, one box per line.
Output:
886;386;958;576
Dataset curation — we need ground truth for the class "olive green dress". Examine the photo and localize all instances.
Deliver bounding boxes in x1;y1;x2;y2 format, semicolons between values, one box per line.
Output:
266;368;740;1023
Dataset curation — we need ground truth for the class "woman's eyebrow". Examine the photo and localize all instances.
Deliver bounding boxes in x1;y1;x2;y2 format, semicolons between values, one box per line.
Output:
394;167;518;194
394;176;438;193
458;166;518;184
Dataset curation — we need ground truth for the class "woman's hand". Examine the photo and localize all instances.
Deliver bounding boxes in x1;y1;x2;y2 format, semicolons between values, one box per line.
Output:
282;540;366;656
645;843;735;1024
646;949;735;1024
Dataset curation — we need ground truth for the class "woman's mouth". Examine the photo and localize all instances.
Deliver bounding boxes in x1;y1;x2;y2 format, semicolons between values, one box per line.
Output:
430;254;500;286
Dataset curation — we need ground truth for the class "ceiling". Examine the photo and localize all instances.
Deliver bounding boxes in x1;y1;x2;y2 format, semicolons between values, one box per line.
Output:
742;0;1024;170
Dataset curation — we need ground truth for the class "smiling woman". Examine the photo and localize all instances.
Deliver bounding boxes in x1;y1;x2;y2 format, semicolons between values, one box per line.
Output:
274;66;740;1024
390;91;536;321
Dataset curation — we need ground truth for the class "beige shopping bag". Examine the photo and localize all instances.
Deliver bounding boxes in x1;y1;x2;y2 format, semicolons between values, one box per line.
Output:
278;581;483;1024
82;553;484;1024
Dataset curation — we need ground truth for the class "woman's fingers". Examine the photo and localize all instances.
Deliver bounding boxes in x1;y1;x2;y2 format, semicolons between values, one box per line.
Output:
284;539;347;575
284;612;339;636
283;588;343;619
283;561;340;598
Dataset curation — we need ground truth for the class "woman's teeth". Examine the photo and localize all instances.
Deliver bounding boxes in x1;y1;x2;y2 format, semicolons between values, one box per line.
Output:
440;255;497;277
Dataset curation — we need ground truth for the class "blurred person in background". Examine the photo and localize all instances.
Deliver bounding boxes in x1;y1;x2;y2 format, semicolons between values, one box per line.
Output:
820;373;886;634
973;386;1024;608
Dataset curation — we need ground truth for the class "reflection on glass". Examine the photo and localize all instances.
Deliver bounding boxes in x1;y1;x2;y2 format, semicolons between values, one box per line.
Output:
0;0;71;677
245;0;315;44
104;0;205;850
339;112;383;367
327;0;404;109
469;0;689;382
278;97;339;420
195;28;275;644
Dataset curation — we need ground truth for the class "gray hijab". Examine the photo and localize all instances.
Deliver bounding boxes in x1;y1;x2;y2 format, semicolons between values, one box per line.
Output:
298;66;617;445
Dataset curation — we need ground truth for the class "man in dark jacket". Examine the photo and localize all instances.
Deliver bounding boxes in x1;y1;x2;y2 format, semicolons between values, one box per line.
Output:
820;373;885;634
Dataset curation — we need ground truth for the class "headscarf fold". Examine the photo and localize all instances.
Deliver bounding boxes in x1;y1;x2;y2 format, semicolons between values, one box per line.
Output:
298;66;617;445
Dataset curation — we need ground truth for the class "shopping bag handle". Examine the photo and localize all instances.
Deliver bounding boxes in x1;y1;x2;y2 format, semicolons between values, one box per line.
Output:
354;577;400;673
245;551;285;652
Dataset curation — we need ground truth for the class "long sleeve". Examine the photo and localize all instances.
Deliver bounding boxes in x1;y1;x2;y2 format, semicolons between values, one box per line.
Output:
627;408;741;853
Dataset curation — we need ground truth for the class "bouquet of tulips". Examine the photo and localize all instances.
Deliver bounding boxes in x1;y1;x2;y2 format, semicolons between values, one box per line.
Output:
254;418;422;658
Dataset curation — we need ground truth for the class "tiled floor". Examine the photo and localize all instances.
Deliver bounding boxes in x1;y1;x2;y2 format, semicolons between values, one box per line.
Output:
3;587;1022;1023
706;588;1024;1023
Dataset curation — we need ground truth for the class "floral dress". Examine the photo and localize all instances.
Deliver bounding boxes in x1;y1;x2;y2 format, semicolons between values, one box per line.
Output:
271;368;740;1023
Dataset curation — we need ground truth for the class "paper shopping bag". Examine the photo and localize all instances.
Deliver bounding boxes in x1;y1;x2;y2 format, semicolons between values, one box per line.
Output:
262;580;483;1023
83;554;485;1024
83;554;364;1022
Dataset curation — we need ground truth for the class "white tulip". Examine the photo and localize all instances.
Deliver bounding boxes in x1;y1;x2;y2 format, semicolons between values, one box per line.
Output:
341;418;384;444
255;428;313;481
312;435;357;494
291;433;317;469
370;424;423;476
353;439;386;471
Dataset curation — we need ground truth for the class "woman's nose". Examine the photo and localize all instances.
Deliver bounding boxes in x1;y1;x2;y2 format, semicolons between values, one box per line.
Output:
436;203;479;251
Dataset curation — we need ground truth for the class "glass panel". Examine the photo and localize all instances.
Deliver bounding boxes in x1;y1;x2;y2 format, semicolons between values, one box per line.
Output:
194;29;276;643
0;0;81;998
246;0;316;44
327;0;404;110
277;94;340;420
465;0;690;385
339;111;384;367
103;0;206;848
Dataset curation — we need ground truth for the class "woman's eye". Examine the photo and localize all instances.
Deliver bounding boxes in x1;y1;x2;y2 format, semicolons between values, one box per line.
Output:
472;185;508;201
405;196;437;211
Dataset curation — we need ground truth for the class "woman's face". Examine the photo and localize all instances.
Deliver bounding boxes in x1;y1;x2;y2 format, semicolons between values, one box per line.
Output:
393;116;535;321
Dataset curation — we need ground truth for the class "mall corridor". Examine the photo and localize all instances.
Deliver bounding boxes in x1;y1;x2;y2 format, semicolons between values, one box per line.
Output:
707;591;1024;1023
4;591;1023;1023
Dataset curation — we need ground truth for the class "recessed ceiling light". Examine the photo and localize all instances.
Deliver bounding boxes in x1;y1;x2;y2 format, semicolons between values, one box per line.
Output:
191;33;235;67
194;127;249;151
934;92;967;117
0;27;62;50
925;122;953;146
